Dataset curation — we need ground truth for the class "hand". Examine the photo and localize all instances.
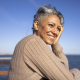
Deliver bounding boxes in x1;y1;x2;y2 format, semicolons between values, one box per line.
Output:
52;26;64;44
70;68;80;79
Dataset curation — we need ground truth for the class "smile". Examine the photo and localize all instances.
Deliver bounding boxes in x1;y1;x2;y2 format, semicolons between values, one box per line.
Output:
48;35;54;40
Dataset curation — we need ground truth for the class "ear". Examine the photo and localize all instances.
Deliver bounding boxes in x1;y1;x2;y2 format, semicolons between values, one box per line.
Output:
34;21;39;30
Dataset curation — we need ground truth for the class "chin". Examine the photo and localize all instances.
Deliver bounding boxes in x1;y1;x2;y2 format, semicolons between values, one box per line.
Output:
45;41;53;45
48;43;53;45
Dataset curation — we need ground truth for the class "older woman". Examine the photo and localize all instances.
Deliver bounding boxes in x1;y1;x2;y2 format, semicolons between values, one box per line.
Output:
8;5;80;80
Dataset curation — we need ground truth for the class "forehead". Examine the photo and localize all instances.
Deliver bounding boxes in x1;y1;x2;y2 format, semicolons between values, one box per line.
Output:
39;15;61;26
47;15;60;24
40;15;61;26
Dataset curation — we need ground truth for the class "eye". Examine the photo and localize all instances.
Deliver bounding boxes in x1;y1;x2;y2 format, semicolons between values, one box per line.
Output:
57;27;61;31
48;24;54;27
49;24;53;26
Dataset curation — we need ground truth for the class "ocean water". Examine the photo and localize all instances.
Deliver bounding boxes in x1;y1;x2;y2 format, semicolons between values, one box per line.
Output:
0;55;80;80
67;55;80;70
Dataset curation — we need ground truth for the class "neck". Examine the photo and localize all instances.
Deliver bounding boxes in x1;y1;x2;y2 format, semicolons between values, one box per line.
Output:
33;31;38;35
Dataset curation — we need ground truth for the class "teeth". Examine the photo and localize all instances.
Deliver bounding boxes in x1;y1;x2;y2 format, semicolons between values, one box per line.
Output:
50;36;54;39
47;34;54;39
50;36;54;38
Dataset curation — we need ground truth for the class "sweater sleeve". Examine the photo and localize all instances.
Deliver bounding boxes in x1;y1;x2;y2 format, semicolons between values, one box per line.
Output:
23;35;80;80
70;69;80;80
51;43;69;69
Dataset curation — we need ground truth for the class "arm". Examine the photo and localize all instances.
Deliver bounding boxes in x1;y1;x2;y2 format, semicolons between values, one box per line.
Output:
23;35;80;80
70;68;80;79
51;43;69;69
51;26;69;69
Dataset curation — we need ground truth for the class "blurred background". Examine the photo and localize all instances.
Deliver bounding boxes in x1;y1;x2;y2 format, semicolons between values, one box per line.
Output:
0;0;80;55
0;0;80;80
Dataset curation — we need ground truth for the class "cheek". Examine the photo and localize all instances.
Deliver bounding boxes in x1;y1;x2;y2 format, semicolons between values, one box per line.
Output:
57;31;60;36
38;25;51;36
44;26;51;33
39;26;46;33
38;26;45;36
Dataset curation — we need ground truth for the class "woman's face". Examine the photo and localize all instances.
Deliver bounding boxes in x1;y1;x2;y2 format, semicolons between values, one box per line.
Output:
35;15;61;45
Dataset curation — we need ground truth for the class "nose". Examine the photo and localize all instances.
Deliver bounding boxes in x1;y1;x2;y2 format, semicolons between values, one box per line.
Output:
51;28;58;36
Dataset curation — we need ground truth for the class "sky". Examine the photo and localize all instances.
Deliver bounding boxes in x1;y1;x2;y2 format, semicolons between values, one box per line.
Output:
0;0;80;55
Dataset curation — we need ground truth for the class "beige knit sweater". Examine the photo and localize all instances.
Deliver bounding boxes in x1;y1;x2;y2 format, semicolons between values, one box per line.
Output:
8;35;80;80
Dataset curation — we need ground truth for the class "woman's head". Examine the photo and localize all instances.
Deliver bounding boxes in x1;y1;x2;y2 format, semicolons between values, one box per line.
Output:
33;5;64;45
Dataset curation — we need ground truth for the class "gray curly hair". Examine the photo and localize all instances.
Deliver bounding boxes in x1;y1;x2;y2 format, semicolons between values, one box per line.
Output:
32;5;64;33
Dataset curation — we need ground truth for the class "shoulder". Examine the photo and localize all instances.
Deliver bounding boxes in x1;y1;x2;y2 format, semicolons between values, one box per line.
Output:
16;35;45;48
24;35;46;46
20;35;43;43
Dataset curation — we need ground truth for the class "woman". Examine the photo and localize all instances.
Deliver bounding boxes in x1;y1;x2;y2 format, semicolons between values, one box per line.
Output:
8;5;80;80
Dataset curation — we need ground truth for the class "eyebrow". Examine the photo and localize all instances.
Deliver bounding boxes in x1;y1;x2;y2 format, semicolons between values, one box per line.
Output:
58;26;62;27
48;22;55;24
48;22;62;27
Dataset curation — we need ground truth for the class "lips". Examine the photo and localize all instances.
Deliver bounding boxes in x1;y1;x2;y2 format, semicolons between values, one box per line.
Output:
47;35;54;40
